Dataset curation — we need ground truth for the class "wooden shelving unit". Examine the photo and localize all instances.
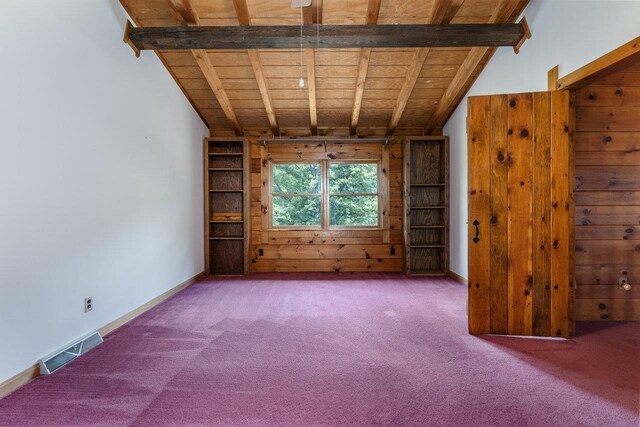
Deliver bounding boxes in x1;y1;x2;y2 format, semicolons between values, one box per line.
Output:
403;136;449;275
204;138;250;275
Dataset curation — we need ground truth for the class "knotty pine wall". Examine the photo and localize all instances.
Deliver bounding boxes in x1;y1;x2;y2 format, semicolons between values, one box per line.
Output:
574;60;640;320
249;138;404;272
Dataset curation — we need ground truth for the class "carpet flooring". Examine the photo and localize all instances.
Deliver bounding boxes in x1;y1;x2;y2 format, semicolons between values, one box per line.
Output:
0;274;638;426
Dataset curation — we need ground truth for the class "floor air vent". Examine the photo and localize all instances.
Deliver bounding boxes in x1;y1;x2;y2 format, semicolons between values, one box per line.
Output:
39;330;103;375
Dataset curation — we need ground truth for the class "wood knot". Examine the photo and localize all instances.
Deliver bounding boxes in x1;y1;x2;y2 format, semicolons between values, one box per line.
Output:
520;181;525;186
601;314;609;320
497;152;505;162
545;284;550;290
475;283;480;288
520;129;529;138
598;303;606;310
587;93;596;100
604;135;612;143
524;289;530;296
554;284;559;290
490;216;498;224
508;129;514;135
615;88;623;96
509;100;516;107
553;239;559;248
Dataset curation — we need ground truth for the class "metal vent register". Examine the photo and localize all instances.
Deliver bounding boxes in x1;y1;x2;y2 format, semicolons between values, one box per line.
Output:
38;331;103;375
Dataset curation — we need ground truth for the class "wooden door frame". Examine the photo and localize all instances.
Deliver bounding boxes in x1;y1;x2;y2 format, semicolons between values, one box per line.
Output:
547;36;640;91
549;36;640;321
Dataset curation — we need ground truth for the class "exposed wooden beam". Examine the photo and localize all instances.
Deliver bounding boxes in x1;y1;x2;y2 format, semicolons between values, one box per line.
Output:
233;0;279;135
387;49;432;135
128;23;528;51
123;21;141;58
232;0;251;26
305;49;318;136
365;0;381;24
350;48;372;135
303;3;318;135
166;0;198;25
167;0;242;135
247;50;279;135
424;0;529;133
386;0;463;135
193;50;243;135
315;0;323;24
430;0;464;24
349;0;381;135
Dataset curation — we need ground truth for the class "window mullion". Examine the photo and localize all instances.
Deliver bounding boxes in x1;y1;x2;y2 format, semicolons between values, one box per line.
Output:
322;160;329;230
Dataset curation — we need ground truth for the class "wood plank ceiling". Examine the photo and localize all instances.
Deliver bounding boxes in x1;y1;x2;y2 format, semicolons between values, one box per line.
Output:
120;0;529;137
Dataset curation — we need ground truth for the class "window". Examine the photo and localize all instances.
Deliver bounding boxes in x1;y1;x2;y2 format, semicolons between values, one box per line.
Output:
270;161;380;228
271;163;322;226
329;163;379;226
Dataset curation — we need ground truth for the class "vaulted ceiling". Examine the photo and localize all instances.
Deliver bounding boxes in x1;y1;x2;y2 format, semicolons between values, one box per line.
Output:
120;0;529;137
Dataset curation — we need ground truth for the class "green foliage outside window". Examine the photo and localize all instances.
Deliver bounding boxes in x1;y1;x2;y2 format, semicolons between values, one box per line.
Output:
271;161;379;227
329;163;378;226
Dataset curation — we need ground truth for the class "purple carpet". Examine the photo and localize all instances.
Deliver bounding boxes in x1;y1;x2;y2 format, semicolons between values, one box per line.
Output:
0;274;638;426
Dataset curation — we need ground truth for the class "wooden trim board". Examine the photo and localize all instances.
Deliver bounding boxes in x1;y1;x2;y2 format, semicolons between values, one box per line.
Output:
99;272;204;336
0;364;40;401
0;272;204;399
448;270;468;285
553;36;640;90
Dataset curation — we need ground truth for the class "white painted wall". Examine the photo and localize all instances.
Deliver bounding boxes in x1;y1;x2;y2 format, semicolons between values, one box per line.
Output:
0;0;208;383
444;0;640;279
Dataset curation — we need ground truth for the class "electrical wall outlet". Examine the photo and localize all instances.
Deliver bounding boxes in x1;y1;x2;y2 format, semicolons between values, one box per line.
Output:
84;297;93;312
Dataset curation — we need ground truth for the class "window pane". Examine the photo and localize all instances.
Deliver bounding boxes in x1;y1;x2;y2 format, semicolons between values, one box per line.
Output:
272;163;321;194
330;196;378;226
329;163;378;194
273;196;321;226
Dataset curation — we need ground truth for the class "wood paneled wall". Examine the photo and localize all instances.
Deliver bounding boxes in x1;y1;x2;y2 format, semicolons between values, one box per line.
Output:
467;91;574;337
574;61;640;320
249;138;404;272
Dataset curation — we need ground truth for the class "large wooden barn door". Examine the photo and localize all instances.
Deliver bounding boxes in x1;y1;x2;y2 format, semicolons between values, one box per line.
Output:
467;91;574;337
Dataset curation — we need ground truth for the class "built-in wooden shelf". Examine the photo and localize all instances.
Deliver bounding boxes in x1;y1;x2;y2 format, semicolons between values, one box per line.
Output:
205;138;249;276
403;137;449;276
210;237;244;240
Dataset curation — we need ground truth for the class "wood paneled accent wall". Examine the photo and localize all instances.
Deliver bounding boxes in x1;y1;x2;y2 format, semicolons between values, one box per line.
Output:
574;61;640;320
249;138;404;272
467;91;574;337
